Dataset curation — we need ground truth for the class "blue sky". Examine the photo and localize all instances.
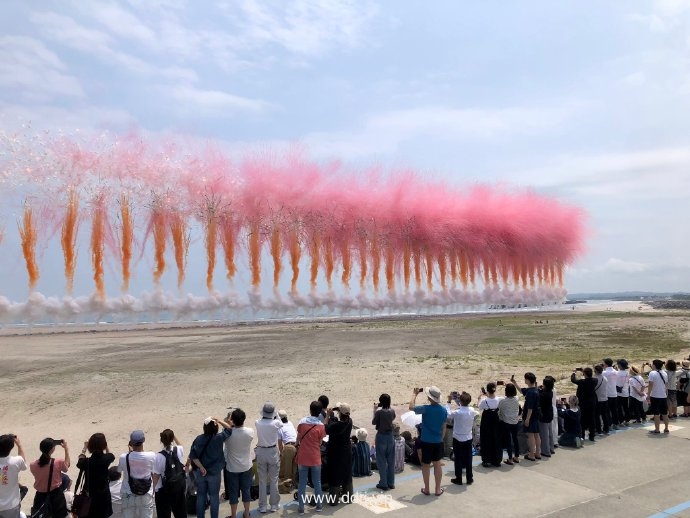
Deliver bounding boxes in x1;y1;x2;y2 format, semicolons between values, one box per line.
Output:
1;0;689;297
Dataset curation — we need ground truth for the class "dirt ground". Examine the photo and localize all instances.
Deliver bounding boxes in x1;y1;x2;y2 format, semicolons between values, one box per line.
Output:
3;301;690;510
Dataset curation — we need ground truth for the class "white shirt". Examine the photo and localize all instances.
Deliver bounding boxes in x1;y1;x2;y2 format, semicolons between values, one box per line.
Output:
224;427;255;473
0;455;27;510
279;421;297;444
616;369;630;397
603;367;618;398
629;375;646;401
152;446;185;492
595;375;608;402
648;370;668;398
478;396;502;410
448;406;478;442
255;418;283;447
118;451;156;495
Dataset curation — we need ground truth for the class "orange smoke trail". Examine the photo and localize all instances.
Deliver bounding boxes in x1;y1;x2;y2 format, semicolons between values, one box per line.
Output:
500;258;510;287
548;263;555;286
61;190;79;295
512;259;520;287
413;246;422;290
425;249;434;292
449;250;457;288
340;236;351;290
556;262;563;288
528;263;535;288
152;208;167;285
205;215;217;292
482;257;490;287
490;262;498;286
324;236;334;289
249;221;261;288
371;234;381;293
537;263;545;285
220;216;237;281
438;251;447;290
120;196;133;293
309;231;320;290
289;228;301;293
91;198;106;300
18;206;39;292
170;212;188;290
520;263;528;289
403;242;411;291
270;227;282;289
358;234;367;290
385;241;395;292
458;250;468;288
468;255;476;286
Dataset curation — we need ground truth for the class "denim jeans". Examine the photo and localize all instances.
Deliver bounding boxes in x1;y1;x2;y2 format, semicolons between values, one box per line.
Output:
226;469;253;505
375;432;395;488
297;465;322;512
195;470;221;518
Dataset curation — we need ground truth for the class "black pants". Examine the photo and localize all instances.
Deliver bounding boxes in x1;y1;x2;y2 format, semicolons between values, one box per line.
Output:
628;397;646;422
452;438;473;483
595;400;610;433
500;421;520;458
617;396;630;423
580;403;596;440
155;488;187;518
608;397;619;425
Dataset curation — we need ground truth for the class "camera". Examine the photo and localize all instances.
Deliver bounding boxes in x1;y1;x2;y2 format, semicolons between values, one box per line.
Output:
415;387;424;393
54;439;64;446
496;380;505;385
333;406;340;412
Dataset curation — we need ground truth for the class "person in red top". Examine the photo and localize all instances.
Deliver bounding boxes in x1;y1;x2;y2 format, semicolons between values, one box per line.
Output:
295;401;326;515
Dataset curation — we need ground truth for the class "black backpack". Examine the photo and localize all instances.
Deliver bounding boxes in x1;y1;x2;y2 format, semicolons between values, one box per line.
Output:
160;447;186;494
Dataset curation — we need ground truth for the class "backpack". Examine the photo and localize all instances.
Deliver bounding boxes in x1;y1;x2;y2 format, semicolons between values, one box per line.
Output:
160;447;186;494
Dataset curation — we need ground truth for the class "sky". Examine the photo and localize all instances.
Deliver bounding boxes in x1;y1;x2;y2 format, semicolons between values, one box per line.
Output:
1;0;689;298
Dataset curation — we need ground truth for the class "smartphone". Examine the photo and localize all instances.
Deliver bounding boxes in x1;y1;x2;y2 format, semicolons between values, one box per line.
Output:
560;397;567;403
496;380;505;386
416;387;424;392
481;387;487;395
575;367;584;372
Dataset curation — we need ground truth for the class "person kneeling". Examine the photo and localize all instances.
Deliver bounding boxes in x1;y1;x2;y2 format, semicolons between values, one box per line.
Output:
557;396;582;448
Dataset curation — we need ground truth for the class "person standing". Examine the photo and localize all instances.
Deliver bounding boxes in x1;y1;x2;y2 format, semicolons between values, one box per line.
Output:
603;359;620;428
277;410;297;483
118;430;158;518
223;408;254;518
477;383;502;467
571;368;597;442
538;377;556;456
296;401;326;515
254;402;283;513
666;359;678;419
512;373;541;461
0;434;27;518
628;366;647;423
616;359;631;425
647;359;670;434
372;393;396;490
152;429;186;518
77;433;116;518
325;403;353;504
593;365;610;435
447;392;477;485
498;383;521;464
30;438;70;518
189;417;233;518
409;386;447;496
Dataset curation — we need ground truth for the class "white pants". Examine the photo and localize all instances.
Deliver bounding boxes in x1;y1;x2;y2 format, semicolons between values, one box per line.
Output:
255;446;281;509
121;492;154;518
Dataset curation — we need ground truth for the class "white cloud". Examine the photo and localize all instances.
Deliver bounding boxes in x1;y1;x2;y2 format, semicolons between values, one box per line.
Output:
0;36;85;101
169;85;270;115
599;258;649;274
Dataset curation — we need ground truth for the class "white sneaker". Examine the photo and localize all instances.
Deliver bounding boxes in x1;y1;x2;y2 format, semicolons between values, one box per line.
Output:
270;505;280;512
575;437;583;448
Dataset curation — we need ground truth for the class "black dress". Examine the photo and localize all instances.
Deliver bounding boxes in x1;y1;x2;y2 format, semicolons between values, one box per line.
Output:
325;417;353;500
479;403;502;467
77;452;116;518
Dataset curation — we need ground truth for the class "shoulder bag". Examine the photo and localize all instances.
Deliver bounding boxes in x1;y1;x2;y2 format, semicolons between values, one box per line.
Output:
71;459;92;517
30;459;54;518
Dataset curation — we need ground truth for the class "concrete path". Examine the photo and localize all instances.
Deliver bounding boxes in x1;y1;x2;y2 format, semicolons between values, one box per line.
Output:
261;419;690;518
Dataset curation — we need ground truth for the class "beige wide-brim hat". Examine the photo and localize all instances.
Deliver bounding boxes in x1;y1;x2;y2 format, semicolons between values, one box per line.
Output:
424;385;442;404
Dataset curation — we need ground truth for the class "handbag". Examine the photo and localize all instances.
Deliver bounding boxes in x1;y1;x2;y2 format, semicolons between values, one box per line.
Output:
30;459;54;518
71;462;92;517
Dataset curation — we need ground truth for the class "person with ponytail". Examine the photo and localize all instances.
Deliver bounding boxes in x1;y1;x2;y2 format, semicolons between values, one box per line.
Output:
30;438;70;518
77;433;116;518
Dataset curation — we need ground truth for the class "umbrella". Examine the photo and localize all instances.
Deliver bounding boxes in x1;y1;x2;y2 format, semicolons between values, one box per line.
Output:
400;410;422;428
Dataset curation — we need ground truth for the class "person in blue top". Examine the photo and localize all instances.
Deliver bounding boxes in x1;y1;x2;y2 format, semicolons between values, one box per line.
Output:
409;386;448;496
189;416;233;518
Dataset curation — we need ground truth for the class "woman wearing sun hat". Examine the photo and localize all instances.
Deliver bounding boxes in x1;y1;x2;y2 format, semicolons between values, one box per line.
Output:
409;386;447;496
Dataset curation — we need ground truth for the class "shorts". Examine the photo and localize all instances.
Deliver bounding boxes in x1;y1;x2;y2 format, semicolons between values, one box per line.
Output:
650;397;668;416
420;441;443;464
523;417;540;434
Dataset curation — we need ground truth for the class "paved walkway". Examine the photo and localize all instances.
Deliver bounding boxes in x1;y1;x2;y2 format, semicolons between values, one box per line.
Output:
261;419;690;518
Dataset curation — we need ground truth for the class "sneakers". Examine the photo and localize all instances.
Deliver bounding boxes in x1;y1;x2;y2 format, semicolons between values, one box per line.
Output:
270;505;280;512
450;478;463;485
575;436;583;448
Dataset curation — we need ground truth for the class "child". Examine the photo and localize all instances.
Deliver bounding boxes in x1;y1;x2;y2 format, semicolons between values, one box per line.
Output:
351;429;372;477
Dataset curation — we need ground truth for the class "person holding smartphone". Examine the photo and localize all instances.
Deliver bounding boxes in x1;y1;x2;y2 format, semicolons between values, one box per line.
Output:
30;438;70;518
372;394;396;491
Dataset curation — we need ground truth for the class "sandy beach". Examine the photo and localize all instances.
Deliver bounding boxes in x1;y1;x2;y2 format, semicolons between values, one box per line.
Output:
4;301;690;513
